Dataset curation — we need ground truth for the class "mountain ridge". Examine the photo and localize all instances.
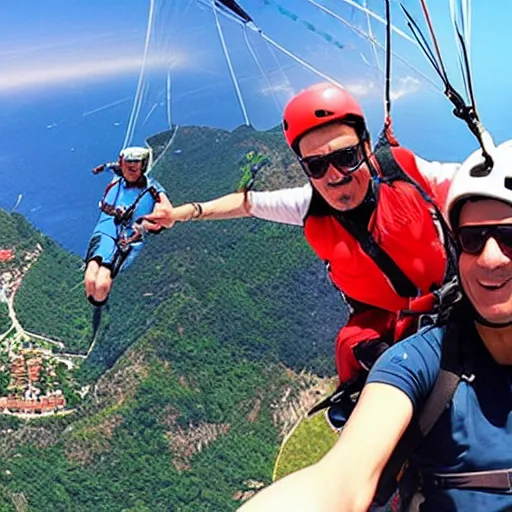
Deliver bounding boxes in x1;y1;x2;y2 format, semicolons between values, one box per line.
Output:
0;123;346;511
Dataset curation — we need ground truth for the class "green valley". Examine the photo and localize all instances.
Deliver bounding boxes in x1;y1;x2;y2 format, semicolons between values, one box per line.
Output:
0;124;346;511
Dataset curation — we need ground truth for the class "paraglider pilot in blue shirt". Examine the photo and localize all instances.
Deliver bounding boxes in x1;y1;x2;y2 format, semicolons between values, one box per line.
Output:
84;146;171;307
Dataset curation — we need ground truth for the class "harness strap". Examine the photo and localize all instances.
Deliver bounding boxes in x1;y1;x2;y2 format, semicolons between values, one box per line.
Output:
372;133;458;284
425;468;512;491
400;276;462;326
100;185;160;225
111;245;132;278
374;367;462;505
374;312;471;506
334;131;458;301
100;178;121;204
418;369;461;434
100;203;124;220
99;179;124;222
307;373;366;419
333;210;419;298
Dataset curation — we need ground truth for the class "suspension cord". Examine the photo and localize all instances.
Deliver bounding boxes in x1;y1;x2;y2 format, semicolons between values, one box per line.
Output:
384;0;392;121
381;0;399;146
418;0;450;83
400;1;493;171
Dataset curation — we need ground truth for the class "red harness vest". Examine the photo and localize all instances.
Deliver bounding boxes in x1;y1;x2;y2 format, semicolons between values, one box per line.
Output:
304;147;447;314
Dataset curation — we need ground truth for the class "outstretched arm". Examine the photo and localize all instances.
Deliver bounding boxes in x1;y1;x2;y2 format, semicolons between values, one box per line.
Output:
191;192;252;220
144;191;251;231
238;382;413;512
144;184;312;231
240;327;441;511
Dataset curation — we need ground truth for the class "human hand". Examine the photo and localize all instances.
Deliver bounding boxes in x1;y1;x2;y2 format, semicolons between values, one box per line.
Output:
92;164;106;175
143;201;176;230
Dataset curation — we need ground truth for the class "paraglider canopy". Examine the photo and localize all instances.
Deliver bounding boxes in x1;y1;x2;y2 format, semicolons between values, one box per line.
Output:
0;0;490;253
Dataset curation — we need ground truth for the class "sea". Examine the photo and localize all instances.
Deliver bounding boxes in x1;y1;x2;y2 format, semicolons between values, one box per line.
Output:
0;73;508;257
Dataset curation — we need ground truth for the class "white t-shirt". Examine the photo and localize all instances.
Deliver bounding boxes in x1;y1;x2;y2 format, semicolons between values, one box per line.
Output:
248;155;459;226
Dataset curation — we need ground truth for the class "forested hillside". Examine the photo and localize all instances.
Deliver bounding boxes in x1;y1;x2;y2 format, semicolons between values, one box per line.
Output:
0;125;347;511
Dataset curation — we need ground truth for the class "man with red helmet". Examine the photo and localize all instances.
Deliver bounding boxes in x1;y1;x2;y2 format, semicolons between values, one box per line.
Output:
145;82;460;391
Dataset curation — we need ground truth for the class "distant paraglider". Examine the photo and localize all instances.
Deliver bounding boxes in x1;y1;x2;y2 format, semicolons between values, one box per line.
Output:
84;147;170;308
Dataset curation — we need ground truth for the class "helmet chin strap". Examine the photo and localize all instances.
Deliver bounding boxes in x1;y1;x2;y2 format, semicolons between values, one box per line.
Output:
460;285;512;328
475;315;512;329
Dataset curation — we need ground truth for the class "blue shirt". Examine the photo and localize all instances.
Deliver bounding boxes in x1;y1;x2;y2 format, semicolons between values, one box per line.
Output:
93;174;166;240
368;326;512;511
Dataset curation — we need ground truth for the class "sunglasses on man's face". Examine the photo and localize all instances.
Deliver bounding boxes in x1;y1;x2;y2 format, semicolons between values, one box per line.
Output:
299;142;365;180
457;224;512;259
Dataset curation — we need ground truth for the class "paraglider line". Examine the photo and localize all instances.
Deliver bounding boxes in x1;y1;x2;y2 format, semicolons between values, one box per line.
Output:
307;0;376;46
417;0;449;83
449;0;474;109
166;72;172;129
457;30;478;117
211;0;250;125
305;0;439;90
401;0;493;167
264;38;294;95
141;100;161;128
454;27;470;100
384;0;392;120
150;125;180;172
123;0;156;148
242;25;282;115
204;0;343;94
338;0;416;44
363;0;383;73
401;6;445;84
260;32;343;88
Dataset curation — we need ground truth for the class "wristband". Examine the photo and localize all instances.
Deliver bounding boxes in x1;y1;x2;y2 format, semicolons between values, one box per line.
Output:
191;202;203;220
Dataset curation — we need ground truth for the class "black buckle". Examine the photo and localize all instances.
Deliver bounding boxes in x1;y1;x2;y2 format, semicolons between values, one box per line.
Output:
308;375;366;430
434;277;462;324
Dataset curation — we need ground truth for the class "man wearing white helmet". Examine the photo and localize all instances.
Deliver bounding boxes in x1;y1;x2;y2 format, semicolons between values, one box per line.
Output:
237;138;512;512
84;146;172;306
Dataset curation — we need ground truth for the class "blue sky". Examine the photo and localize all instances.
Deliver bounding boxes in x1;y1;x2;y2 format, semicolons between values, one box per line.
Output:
0;2;147;94
0;0;508;133
0;0;511;252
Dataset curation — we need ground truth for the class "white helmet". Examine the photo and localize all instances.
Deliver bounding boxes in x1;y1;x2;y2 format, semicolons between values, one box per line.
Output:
119;146;153;173
445;133;512;230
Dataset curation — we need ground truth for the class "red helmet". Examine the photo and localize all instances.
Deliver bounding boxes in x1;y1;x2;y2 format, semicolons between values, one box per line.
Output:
282;82;367;154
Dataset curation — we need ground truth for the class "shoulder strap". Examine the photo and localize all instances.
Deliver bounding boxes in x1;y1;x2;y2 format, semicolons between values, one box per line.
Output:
373;136;410;182
305;186;332;217
101;178;121;201
306;187;418;298
306;183;419;298
373;315;471;505
333;211;419;298
372;134;458;284
99;179;122;215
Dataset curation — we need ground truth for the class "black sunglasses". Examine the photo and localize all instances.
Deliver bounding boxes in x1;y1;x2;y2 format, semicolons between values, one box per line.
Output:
457;224;512;259
299;142;365;180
